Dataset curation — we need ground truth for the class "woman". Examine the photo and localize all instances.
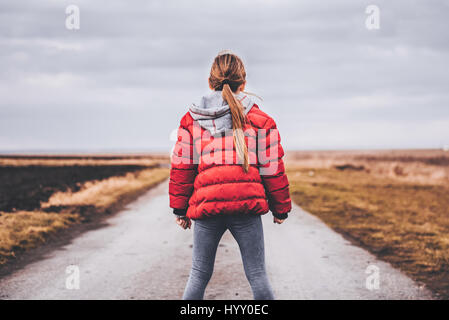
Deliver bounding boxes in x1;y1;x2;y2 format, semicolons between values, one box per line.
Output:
169;51;291;300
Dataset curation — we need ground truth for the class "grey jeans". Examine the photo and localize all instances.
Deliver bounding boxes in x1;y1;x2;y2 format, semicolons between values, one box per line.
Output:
182;214;274;300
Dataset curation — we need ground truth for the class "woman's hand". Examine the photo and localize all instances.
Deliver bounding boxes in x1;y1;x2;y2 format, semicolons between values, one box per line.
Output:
175;216;191;229
273;217;285;224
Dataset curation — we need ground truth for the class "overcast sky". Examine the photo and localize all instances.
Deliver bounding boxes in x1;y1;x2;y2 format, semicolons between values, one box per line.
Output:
1;0;448;153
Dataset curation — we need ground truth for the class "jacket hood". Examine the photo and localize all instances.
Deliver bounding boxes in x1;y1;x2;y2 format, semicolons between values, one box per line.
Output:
189;91;256;135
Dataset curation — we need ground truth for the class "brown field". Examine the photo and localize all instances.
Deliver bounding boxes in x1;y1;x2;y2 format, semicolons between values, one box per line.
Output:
0;153;168;167
0;154;169;266
286;149;449;299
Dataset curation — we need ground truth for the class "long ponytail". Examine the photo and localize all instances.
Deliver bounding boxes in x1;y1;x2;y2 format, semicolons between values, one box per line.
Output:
209;52;250;173
222;83;249;173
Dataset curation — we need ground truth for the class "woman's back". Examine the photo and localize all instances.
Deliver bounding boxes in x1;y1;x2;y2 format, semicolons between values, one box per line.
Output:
170;51;291;300
170;90;291;219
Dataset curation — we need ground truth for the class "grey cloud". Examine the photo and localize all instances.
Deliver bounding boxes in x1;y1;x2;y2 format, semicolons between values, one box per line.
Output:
0;0;448;152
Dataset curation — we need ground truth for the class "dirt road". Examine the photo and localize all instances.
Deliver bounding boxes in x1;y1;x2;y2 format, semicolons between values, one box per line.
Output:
0;181;433;299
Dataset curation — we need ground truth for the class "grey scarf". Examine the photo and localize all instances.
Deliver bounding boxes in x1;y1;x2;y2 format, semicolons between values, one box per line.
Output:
189;91;256;135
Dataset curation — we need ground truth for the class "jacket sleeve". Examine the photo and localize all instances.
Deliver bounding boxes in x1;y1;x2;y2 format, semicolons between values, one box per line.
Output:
258;117;292;219
169;113;198;213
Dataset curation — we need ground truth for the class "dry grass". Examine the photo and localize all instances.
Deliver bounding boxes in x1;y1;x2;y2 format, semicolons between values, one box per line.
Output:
0;154;168;167
41;168;169;210
287;149;449;299
0;164;169;266
286;149;449;185
0;211;80;264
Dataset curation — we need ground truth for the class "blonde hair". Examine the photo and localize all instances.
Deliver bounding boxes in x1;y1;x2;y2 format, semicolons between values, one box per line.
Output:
208;52;249;173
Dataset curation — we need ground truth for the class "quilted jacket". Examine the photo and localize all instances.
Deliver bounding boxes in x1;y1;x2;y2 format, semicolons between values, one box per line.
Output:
169;91;291;220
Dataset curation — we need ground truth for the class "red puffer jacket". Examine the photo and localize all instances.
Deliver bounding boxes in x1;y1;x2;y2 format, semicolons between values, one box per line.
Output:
169;102;291;220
